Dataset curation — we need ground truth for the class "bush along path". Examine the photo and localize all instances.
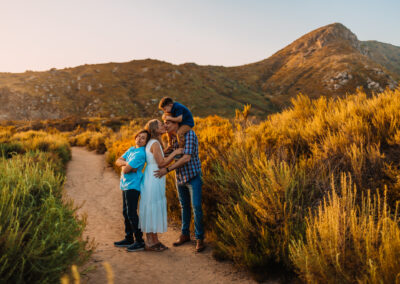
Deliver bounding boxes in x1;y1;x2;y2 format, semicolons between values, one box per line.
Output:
0;131;91;284
64;147;257;284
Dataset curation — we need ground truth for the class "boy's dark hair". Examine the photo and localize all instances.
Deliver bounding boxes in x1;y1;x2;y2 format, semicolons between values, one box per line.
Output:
134;129;151;144
159;97;174;109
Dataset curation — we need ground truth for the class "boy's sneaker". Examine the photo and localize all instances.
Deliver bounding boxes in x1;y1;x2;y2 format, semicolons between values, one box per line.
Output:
127;241;145;252
114;238;134;247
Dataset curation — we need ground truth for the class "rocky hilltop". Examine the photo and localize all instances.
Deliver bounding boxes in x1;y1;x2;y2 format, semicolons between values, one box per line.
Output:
229;23;399;106
0;23;398;120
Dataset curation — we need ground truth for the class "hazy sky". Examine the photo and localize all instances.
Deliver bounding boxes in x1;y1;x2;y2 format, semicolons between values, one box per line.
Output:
1;0;399;73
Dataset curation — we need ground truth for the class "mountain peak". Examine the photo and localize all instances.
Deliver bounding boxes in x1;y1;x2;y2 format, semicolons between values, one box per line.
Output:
291;23;360;51
317;23;358;43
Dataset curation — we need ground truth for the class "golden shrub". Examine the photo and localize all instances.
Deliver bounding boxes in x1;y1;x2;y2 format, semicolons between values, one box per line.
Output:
289;174;400;284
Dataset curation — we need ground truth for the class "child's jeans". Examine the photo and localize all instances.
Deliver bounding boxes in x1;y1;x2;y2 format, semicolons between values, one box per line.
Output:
167;124;192;148
122;189;143;242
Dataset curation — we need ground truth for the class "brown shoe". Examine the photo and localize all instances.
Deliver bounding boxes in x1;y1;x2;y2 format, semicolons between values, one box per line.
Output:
195;239;205;253
173;234;191;247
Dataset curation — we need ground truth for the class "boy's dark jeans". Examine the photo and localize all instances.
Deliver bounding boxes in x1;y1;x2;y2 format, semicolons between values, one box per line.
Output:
122;189;143;242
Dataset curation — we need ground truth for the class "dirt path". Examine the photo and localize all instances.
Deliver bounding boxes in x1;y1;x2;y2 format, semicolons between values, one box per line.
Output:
64;147;256;284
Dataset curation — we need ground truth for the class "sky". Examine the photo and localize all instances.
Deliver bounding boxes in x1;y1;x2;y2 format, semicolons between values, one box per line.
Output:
0;0;399;73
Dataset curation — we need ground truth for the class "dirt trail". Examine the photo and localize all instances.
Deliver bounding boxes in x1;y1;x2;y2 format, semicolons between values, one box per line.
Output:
64;147;256;284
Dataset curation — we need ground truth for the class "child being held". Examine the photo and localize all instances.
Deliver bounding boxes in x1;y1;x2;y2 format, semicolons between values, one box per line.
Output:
159;97;194;154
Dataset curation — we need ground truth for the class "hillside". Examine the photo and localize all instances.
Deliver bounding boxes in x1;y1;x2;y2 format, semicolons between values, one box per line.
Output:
360;40;400;78
0;61;276;120
0;23;398;120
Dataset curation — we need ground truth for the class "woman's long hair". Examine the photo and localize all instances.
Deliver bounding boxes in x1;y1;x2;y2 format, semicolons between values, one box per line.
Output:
144;119;163;146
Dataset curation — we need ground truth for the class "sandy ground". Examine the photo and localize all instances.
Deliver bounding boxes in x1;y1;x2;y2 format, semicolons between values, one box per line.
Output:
64;147;257;284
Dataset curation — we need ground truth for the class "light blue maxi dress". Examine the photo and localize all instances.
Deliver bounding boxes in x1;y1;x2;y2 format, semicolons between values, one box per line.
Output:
139;139;167;233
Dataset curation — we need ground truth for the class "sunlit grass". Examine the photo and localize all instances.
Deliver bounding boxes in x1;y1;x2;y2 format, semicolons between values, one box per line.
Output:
0;132;92;283
289;174;400;284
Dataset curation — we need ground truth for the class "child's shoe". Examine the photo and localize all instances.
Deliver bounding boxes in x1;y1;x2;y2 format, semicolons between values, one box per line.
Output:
114;238;134;247
127;241;145;252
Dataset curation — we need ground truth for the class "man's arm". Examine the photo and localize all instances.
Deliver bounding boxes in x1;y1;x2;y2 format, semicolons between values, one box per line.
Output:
154;131;195;178
168;154;190;170
154;154;190;178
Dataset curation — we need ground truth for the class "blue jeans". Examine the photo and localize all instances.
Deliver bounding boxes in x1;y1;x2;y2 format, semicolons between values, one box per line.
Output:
177;174;204;240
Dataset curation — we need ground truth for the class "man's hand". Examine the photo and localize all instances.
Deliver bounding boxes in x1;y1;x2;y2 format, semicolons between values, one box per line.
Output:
154;168;168;178
172;148;184;156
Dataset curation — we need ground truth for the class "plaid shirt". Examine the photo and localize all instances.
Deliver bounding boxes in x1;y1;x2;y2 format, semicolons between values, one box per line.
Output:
173;130;202;184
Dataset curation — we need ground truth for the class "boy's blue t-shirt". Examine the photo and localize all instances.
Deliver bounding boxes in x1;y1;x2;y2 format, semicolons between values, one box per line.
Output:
171;102;195;127
120;146;146;191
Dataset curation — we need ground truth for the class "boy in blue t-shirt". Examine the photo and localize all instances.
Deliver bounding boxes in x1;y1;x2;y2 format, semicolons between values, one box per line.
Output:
159;97;195;153
114;129;150;252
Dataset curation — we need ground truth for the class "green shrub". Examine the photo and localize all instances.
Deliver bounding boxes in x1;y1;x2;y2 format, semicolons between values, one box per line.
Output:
69;129;111;154
212;151;310;272
0;152;92;283
4;130;71;163
0;142;25;158
87;132;107;153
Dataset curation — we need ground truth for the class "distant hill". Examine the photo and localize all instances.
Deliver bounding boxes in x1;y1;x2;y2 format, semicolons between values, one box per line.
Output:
0;60;277;120
0;23;398;120
360;40;400;77
228;23;399;106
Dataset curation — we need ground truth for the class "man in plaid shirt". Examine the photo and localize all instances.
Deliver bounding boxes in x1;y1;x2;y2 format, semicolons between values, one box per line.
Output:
155;119;205;253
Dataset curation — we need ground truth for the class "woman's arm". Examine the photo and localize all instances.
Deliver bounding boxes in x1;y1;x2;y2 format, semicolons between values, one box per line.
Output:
151;142;182;168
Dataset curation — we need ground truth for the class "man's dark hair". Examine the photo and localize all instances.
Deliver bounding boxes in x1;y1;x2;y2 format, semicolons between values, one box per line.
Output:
159;97;174;109
134;129;151;144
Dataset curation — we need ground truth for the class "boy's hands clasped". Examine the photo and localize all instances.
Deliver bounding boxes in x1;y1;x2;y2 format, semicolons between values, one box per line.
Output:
162;113;173;121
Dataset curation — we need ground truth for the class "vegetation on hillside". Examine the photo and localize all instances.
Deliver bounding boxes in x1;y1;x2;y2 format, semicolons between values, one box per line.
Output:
0;59;275;120
0;131;92;283
361;40;400;79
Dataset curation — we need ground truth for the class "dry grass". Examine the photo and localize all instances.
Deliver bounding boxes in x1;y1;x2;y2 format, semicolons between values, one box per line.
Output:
289;174;400;284
196;88;400;281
